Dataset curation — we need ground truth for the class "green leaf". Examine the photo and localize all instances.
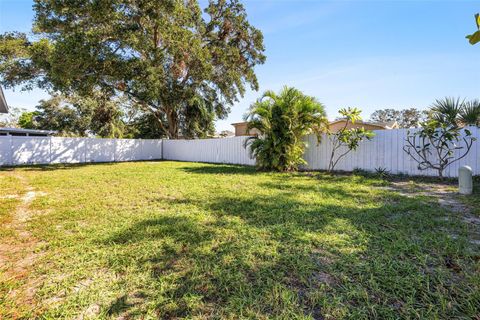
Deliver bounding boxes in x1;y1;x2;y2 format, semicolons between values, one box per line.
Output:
466;30;480;45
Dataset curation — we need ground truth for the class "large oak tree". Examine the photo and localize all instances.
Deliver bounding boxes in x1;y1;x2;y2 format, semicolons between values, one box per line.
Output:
0;0;265;138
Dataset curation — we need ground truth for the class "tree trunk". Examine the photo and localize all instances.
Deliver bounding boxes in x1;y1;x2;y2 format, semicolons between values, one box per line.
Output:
166;108;179;139
438;168;444;179
328;148;335;172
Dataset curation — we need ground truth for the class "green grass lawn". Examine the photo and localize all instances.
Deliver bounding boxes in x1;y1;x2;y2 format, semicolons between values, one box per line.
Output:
1;161;479;319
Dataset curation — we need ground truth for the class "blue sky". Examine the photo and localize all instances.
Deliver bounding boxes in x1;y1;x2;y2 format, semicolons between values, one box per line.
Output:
1;0;479;132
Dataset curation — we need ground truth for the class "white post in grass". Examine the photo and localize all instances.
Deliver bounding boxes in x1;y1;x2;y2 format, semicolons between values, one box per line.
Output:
458;165;473;195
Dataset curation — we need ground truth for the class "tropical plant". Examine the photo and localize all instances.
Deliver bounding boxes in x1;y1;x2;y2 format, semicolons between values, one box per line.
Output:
459;99;480;126
244;86;328;171
430;97;480;127
0;0;265;139
375;167;391;178
403;119;476;178
466;13;480;45
327;107;375;172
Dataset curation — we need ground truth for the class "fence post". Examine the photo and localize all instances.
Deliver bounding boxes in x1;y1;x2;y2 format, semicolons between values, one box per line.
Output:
8;135;13;166
459;165;473;195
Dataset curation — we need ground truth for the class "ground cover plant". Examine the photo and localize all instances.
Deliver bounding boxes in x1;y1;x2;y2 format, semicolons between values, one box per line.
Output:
1;161;479;319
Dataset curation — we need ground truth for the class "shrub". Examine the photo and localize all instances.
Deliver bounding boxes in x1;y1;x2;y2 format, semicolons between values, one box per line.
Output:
244;87;328;171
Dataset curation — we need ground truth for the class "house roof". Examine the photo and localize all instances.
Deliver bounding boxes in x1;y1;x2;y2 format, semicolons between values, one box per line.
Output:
329;118;398;129
231;122;248;126
0;86;8;114
0;127;57;136
232;120;399;130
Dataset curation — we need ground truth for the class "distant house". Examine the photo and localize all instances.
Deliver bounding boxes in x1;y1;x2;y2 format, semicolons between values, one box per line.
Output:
231;122;261;136
0;88;57;136
0;86;8;114
328;119;399;132
232;119;398;136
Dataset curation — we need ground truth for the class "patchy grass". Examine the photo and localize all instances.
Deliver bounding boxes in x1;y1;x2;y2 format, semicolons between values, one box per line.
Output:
458;178;480;216
0;161;479;319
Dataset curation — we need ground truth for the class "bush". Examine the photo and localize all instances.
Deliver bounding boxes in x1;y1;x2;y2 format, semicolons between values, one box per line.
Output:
245;87;328;171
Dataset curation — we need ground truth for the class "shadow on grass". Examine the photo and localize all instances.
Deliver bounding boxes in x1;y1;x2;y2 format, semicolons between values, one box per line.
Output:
0;160;164;172
107;215;214;245
98;175;478;319
179;164;257;175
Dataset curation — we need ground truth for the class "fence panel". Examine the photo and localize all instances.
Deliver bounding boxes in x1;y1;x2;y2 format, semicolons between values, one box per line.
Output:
141;140;163;160
51;137;86;164
115;139;142;162
163;136;254;166
303;126;479;177
0;136;163;166
11;136;50;165
0;136;11;166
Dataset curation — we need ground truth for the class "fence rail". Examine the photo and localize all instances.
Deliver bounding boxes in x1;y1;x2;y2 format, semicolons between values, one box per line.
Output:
1;127;478;177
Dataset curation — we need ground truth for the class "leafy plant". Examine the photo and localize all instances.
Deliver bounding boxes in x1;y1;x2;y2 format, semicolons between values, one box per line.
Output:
403;119;476;178
244;86;328;171
375;167;391;177
466;13;480;45
327;107;375;172
459;99;480;126
430;97;480;127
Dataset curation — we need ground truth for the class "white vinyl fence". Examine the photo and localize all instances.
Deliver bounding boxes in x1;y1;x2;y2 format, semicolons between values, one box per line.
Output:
163;136;254;166
0;136;162;166
303;126;480;177
1;127;478;177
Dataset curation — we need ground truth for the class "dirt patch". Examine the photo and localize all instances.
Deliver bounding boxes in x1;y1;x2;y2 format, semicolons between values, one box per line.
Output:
75;303;101;320
0;174;47;310
381;181;480;246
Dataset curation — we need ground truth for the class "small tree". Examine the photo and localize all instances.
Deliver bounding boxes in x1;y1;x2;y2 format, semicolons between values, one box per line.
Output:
327;108;374;172
403;120;476;178
245;86;328;172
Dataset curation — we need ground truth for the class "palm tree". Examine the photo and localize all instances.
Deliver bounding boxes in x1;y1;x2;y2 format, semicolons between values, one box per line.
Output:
459;99;480;126
430;97;480;127
244;86;328;171
430;97;464;125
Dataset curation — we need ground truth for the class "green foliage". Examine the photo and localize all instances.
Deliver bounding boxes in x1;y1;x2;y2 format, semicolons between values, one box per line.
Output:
403;119;476;177
327;107;375;172
17;111;39;129
466;13;480;45
459;99;480;126
370;108;425;128
430;97;480;127
25;93;126;138
0;0;265;139
245;86;328;171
